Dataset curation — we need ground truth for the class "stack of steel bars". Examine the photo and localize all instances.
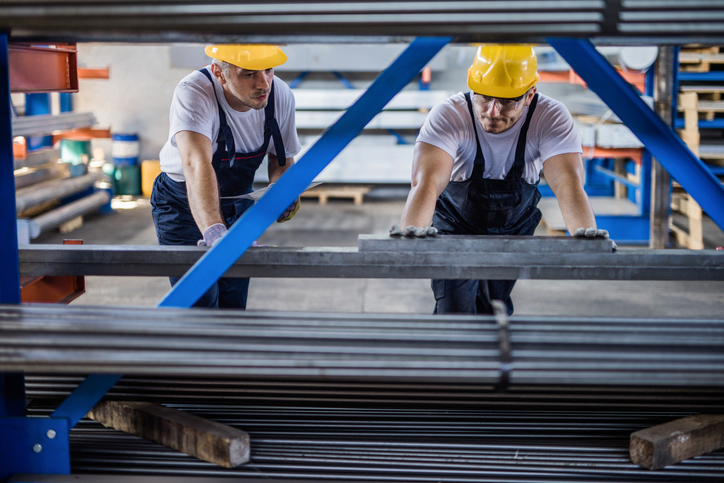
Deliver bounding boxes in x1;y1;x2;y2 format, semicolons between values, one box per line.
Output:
6;304;724;481
2;305;723;386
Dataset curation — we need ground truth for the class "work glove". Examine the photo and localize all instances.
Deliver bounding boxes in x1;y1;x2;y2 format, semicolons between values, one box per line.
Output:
277;198;301;223
389;224;439;238
197;223;227;247
573;227;617;251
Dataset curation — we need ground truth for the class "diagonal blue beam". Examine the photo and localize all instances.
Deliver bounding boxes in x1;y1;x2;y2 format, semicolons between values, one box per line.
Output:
52;37;451;427
547;38;724;231
160;36;451;308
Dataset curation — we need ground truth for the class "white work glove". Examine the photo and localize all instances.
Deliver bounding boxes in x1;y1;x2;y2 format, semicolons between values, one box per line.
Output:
197;223;227;247
573;227;617;251
389;224;438;238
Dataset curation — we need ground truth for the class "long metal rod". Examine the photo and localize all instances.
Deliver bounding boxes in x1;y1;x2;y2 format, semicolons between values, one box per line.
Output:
17;243;724;280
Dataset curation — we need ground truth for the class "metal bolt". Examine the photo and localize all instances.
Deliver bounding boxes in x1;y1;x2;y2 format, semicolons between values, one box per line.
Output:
46;429;56;439
33;444;42;453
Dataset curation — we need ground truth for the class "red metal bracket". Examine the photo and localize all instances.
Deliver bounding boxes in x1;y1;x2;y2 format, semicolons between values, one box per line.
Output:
20;240;85;304
9;43;79;93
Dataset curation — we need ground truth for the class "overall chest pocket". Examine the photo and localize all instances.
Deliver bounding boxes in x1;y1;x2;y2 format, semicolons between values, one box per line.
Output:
462;178;523;228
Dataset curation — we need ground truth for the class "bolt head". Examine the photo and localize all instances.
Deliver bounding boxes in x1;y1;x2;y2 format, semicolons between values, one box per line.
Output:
46;429;57;439
33;443;42;453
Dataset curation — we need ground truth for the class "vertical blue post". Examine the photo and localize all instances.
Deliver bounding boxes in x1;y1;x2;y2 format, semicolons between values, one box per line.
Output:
0;33;25;416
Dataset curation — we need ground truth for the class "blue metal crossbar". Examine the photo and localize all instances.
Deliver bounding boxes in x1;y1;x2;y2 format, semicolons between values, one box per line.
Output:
160;36;451;308
548;38;724;231
50;37;451;430
50;374;121;431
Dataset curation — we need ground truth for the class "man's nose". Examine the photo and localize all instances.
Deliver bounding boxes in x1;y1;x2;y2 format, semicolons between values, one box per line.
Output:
486;101;501;117
256;72;271;90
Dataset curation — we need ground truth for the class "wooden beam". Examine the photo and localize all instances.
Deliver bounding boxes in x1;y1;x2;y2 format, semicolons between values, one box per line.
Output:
87;400;250;468
630;414;724;470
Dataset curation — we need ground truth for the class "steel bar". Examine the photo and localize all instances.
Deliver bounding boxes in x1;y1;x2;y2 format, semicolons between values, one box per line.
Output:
2;1;724;44
28;189;109;239
15;171;102;214
1;305;723;387
17;242;724;281
10;112;96;138
13;148;60;171
24;375;724;412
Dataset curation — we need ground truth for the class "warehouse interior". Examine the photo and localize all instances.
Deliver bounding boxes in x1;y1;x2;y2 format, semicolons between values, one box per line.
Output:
2;2;724;482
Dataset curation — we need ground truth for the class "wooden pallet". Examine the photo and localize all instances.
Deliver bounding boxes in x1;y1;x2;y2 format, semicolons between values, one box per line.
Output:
670;188;705;250
300;185;372;205
679;46;722;73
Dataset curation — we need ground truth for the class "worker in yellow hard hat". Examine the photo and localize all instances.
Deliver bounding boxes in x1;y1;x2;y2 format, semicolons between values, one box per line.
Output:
151;44;301;309
391;44;613;315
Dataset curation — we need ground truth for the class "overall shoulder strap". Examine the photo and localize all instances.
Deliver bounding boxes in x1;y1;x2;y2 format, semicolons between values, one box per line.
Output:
265;80;287;167
507;93;539;179
464;92;485;167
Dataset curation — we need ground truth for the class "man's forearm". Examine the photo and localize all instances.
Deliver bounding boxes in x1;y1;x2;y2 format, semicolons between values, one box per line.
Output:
400;181;439;227
184;159;224;233
556;184;597;234
268;154;294;183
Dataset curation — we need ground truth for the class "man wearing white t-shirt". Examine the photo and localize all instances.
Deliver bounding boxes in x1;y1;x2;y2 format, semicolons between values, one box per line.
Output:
151;44;301;309
392;45;612;315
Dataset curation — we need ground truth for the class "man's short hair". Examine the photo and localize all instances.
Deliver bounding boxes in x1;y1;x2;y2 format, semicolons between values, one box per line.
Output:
211;58;232;76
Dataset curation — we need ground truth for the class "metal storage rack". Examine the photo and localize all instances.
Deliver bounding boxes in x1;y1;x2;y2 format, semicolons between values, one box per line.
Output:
1;2;724;481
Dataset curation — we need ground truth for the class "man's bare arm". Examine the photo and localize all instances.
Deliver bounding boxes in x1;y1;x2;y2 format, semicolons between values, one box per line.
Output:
542;152;596;234
176;130;224;233
399;141;454;227
267;153;295;183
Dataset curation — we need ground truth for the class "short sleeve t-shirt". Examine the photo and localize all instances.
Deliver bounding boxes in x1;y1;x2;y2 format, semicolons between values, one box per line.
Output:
159;66;301;182
417;92;582;184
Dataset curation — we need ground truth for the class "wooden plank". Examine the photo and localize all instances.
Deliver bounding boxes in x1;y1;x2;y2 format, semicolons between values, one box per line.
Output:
630;414;724;470
87;400;249;468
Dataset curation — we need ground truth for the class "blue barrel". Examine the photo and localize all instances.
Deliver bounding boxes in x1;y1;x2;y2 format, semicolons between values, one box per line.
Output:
112;133;140;166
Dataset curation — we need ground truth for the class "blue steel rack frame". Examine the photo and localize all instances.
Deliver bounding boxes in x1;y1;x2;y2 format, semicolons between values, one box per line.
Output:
3;36;724;479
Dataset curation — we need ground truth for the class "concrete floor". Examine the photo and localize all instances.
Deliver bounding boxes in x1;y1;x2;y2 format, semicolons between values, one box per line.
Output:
33;194;724;318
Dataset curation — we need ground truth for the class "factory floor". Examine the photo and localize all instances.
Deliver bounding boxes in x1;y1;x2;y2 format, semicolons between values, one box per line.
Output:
34;193;724;318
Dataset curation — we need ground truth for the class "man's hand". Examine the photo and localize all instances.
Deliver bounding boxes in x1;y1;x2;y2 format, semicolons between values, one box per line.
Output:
573;227;617;251
197;223;227;247
277;198;300;223
390;224;438;238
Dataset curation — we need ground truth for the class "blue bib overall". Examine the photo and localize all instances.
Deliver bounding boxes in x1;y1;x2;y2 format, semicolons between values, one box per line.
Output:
431;93;541;315
151;68;286;308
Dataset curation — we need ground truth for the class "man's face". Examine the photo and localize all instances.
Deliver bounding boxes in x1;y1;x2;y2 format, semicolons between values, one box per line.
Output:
214;64;274;112
472;87;536;134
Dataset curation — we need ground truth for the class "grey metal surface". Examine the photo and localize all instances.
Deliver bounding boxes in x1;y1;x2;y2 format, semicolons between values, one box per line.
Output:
28;190;110;239
358;234;614;252
15;171;102;214
10;112;97;137
13;149;60;171
2;304;723;386
18;242;724;280
650;45;674;249
3;1;724;43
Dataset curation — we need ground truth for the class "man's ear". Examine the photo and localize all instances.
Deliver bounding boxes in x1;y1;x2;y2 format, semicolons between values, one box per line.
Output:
526;86;537;105
210;64;225;85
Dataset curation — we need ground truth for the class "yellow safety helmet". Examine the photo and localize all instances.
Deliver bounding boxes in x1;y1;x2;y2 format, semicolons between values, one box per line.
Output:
467;45;540;98
205;44;287;71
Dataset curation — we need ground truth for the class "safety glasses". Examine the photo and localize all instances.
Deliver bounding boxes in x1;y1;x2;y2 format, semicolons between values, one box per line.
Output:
473;91;527;111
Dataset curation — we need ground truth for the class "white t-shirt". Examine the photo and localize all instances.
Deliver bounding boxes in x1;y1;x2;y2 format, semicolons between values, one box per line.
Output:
417;92;582;185
160;66;301;182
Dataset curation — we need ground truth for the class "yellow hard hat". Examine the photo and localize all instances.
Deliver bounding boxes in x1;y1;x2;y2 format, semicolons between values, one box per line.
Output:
205;44;287;71
467;45;540;98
